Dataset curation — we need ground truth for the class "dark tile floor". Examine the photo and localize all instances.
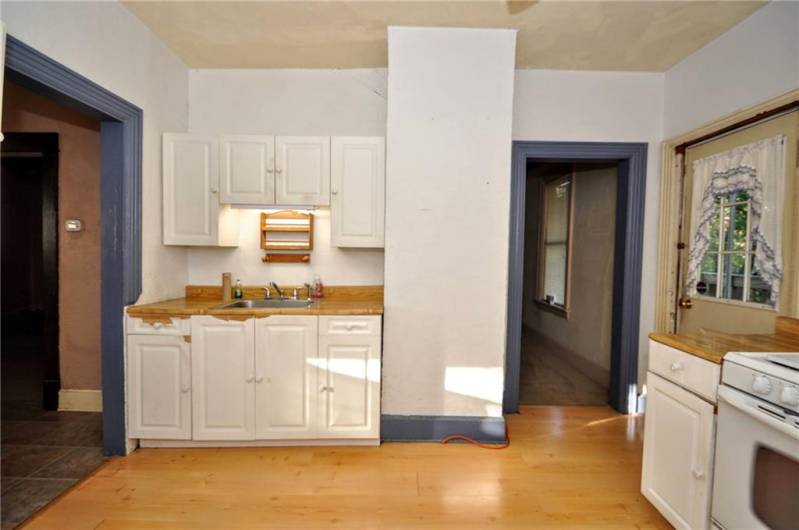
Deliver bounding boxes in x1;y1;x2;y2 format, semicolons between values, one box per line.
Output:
1;400;107;529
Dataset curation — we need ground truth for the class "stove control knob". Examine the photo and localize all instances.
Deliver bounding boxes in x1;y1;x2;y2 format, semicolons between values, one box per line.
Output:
752;375;772;395
780;385;799;407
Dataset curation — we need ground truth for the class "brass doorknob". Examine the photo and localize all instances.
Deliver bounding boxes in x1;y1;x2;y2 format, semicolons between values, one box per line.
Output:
679;297;693;309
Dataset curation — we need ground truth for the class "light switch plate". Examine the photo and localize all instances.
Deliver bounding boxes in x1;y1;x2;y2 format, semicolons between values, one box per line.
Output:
65;219;83;232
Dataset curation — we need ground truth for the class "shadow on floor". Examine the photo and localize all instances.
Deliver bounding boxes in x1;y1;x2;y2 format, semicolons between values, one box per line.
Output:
1;400;107;529
519;328;608;405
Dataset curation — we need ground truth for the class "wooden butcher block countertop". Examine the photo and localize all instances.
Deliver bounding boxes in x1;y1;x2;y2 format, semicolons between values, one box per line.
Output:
127;285;383;318
650;317;799;364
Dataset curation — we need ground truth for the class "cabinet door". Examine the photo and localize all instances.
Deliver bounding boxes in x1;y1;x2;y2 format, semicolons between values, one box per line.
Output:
220;135;275;205
163;133;238;246
191;316;255;440
330;137;385;247
641;372;715;530
254;316;318;439
275;136;330;205
127;334;191;440
317;334;381;438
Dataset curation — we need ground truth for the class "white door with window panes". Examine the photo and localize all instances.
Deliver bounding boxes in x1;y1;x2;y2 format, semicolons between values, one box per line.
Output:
677;111;797;334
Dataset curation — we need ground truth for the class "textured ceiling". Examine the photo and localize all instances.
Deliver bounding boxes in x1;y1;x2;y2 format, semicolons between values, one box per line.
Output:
123;1;765;71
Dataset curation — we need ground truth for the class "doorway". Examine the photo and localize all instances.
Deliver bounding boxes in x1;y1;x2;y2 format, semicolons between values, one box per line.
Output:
5;34;143;457
504;141;648;414
519;162;618;405
1;91;108;529
1;133;59;410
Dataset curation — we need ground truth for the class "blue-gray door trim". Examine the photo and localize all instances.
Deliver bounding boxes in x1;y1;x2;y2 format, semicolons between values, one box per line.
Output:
503;141;647;414
5;35;143;455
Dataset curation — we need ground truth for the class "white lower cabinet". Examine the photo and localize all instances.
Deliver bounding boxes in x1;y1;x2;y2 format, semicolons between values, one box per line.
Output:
255;316;318;439
191;316;256;441
642;372;715;530
127;314;382;445
317;333;381;438
127;334;192;440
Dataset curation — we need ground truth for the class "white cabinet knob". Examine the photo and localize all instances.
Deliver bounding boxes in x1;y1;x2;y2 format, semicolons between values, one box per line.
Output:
245;376;254;383
255;376;264;384
181;386;191;394
692;469;705;479
346;323;354;331
669;362;683;372
153;322;163;329
331;189;339;195
276;168;282;174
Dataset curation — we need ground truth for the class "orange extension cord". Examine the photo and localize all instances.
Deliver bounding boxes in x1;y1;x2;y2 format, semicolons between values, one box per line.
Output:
440;423;510;450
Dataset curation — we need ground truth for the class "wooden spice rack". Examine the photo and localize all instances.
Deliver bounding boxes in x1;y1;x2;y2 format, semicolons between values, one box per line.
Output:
261;211;313;263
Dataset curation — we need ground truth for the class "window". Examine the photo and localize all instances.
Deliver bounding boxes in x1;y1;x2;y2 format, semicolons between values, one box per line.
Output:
697;191;772;305
536;172;573;316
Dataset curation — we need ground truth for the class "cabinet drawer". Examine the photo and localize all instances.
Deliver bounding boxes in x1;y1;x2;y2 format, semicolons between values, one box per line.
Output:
319;315;381;336
127;314;191;336
649;340;720;402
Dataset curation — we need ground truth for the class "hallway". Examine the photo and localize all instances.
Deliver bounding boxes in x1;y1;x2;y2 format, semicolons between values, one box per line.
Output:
519;328;608;406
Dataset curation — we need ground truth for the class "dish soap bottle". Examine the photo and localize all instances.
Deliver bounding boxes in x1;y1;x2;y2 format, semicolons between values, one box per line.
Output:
312;275;323;300
234;279;243;299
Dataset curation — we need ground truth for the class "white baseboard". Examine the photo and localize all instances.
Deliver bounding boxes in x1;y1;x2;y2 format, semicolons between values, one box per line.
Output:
58;389;103;412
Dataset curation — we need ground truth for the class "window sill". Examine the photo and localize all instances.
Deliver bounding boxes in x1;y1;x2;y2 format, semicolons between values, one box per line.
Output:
535;300;570;319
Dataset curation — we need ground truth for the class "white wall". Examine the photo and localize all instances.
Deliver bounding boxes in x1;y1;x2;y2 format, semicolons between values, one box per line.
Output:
513;69;664;385
664;1;799;138
383;27;517;418
187;209;385;286
2;1;190;304
187;69;387;286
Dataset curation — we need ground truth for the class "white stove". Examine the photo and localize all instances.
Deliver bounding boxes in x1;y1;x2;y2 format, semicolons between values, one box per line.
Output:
722;351;799;415
711;352;799;530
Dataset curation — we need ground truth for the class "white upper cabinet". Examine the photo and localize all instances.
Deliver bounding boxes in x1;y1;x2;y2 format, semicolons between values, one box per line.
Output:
275;136;331;206
191;316;256;441
254;316;318;439
330;137;385;248
127;334;191;440
163;133;239;246
219;135;275;205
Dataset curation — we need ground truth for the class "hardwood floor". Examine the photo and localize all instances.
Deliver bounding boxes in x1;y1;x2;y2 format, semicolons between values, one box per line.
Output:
21;406;669;529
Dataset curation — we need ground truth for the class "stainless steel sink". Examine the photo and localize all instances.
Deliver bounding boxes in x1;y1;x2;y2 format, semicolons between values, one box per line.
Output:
215;299;312;309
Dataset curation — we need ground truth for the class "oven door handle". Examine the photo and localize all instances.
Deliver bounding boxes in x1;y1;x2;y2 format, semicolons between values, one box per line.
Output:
718;386;799;441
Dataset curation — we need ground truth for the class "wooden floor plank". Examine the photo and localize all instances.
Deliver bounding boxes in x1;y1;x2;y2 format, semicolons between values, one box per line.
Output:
21;406;669;529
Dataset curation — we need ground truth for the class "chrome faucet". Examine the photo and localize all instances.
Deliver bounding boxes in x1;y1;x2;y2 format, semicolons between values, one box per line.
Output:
269;281;285;299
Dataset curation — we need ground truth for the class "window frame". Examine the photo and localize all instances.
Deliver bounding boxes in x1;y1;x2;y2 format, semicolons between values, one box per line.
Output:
535;166;575;319
695;191;775;308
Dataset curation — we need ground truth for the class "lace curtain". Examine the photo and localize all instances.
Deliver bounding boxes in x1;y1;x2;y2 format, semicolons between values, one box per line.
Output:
685;134;786;305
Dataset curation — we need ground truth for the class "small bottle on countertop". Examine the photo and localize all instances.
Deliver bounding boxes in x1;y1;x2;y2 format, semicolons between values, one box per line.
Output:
312;275;323;300
234;279;243;299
